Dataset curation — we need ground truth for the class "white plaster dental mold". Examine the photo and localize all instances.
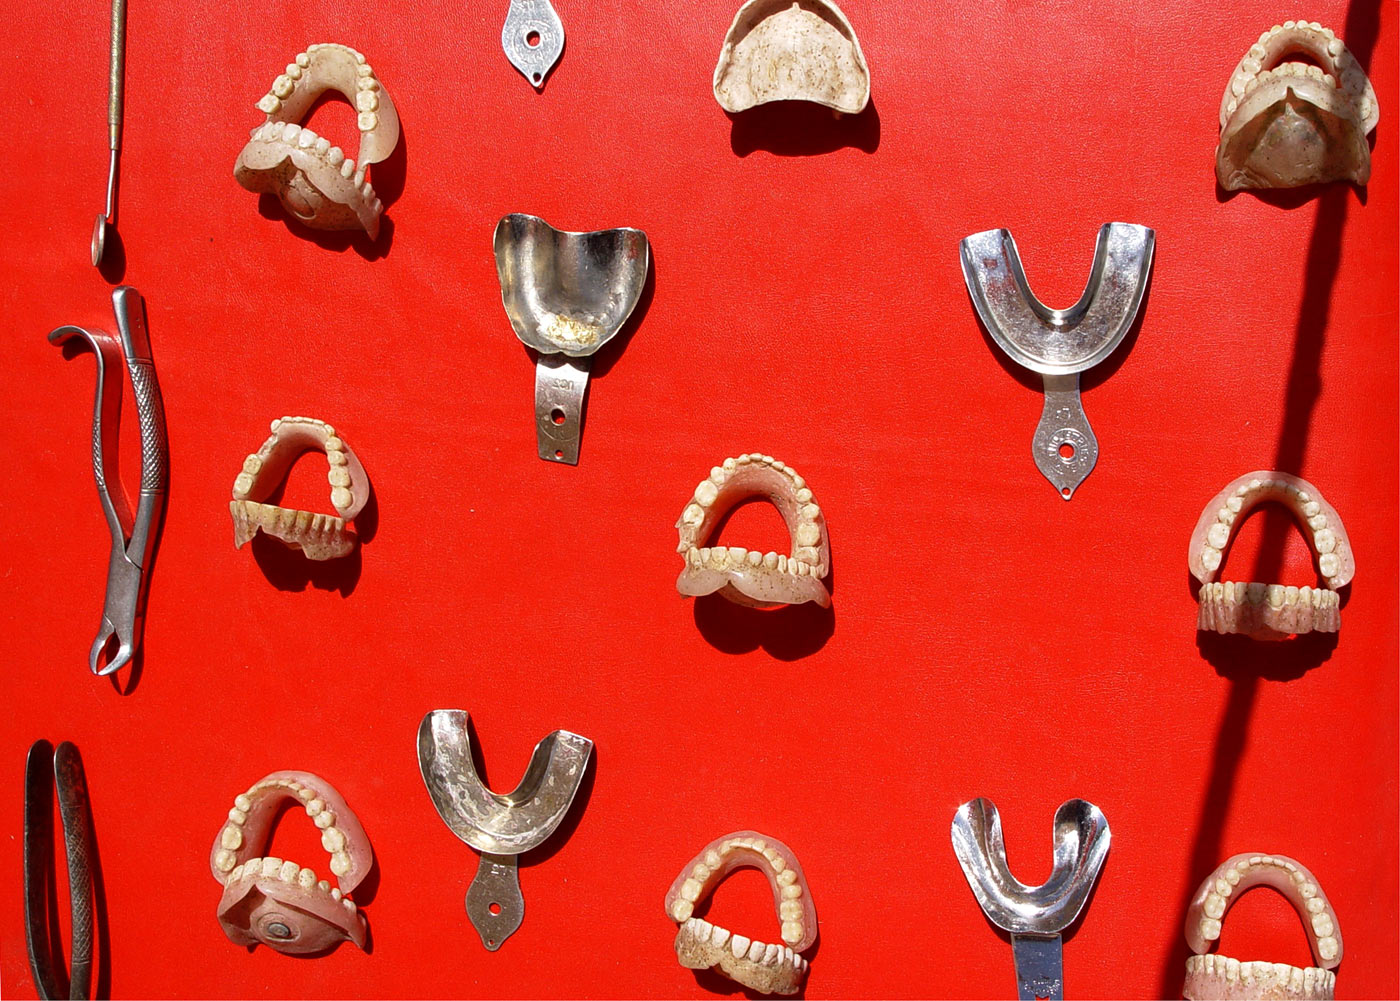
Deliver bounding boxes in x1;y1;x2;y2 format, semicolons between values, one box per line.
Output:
713;0;870;115
230;417;370;561
1217;22;1379;190
1184;853;1341;1000
209;770;373;955
675;453;830;608
1189;471;1353;640
665;831;817;996
234;44;400;239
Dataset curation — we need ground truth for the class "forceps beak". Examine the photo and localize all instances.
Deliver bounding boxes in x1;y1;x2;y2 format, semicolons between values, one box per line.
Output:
90;611;135;676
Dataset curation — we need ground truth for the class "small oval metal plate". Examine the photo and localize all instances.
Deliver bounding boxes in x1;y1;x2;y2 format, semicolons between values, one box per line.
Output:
502;0;564;89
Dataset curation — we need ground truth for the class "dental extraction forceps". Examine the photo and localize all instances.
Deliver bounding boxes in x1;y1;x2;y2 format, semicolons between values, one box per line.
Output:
24;741;97;1000
49;286;168;676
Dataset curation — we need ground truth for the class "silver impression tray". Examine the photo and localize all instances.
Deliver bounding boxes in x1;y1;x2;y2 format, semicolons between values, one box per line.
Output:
960;223;1154;500
417;709;592;951
493;213;650;465
952;797;1111;1000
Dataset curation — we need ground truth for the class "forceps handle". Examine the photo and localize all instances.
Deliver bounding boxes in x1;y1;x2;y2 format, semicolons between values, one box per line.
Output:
112;285;168;560
24;741;96;1001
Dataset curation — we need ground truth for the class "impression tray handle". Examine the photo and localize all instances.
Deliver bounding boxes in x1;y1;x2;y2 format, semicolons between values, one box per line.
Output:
1010;933;1064;1001
534;355;589;465
466;853;525;951
502;0;564;89
1034;374;1098;501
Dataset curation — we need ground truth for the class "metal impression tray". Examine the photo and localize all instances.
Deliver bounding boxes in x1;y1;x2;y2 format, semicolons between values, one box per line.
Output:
952;798;1111;1000
418;709;592;950
494;214;650;465
960;223;1154;500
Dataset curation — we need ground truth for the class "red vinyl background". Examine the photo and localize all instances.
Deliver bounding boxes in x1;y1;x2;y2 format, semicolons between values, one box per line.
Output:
1;1;1396;997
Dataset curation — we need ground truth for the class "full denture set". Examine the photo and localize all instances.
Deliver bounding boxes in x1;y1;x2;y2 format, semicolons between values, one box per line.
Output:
234;44;399;239
665;833;817;996
1189;471;1354;640
32;7;1381;999
209;771;373;954
230;416;371;561
1217;21;1379;190
675;454;831;608
1184;853;1343;1000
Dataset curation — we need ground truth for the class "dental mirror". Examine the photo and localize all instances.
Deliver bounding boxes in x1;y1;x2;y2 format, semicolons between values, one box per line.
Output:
93;0;126;267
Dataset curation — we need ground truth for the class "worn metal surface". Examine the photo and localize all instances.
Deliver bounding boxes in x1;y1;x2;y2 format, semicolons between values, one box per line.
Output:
493;213;649;465
952;798;1110;1000
418;710;592;950
960;223;1154;499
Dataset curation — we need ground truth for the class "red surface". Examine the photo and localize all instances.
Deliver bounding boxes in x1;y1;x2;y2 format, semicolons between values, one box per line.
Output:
1;1;1396;997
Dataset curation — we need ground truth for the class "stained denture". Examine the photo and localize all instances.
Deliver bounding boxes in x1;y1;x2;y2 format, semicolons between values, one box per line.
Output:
209;770;373;954
713;0;870;114
665;832;816;996
230;416;370;561
675;453;830;608
1189;471;1353;640
1184;853;1341;1000
1216;21;1378;189
235;43;399;238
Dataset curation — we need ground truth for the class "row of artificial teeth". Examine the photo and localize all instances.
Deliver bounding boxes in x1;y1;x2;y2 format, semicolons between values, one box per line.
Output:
672;836;805;946
1199;478;1341;582
231;417;356;512
1186;955;1335;993
685;546;826;578
246;123;382;217
227;856;358;916
212;777;356;881
257;44;383;132
1200;582;1339;609
231;500;347;538
680;454;822;567
1224;21;1369;118
681;917;809;974
1243;61;1338;100
1197;855;1339;963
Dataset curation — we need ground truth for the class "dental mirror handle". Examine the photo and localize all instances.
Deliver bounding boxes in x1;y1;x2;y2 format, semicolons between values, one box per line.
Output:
1034;374;1099;501
104;0;126;219
533;354;590;465
466;853;524;951
1010;933;1064;1000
